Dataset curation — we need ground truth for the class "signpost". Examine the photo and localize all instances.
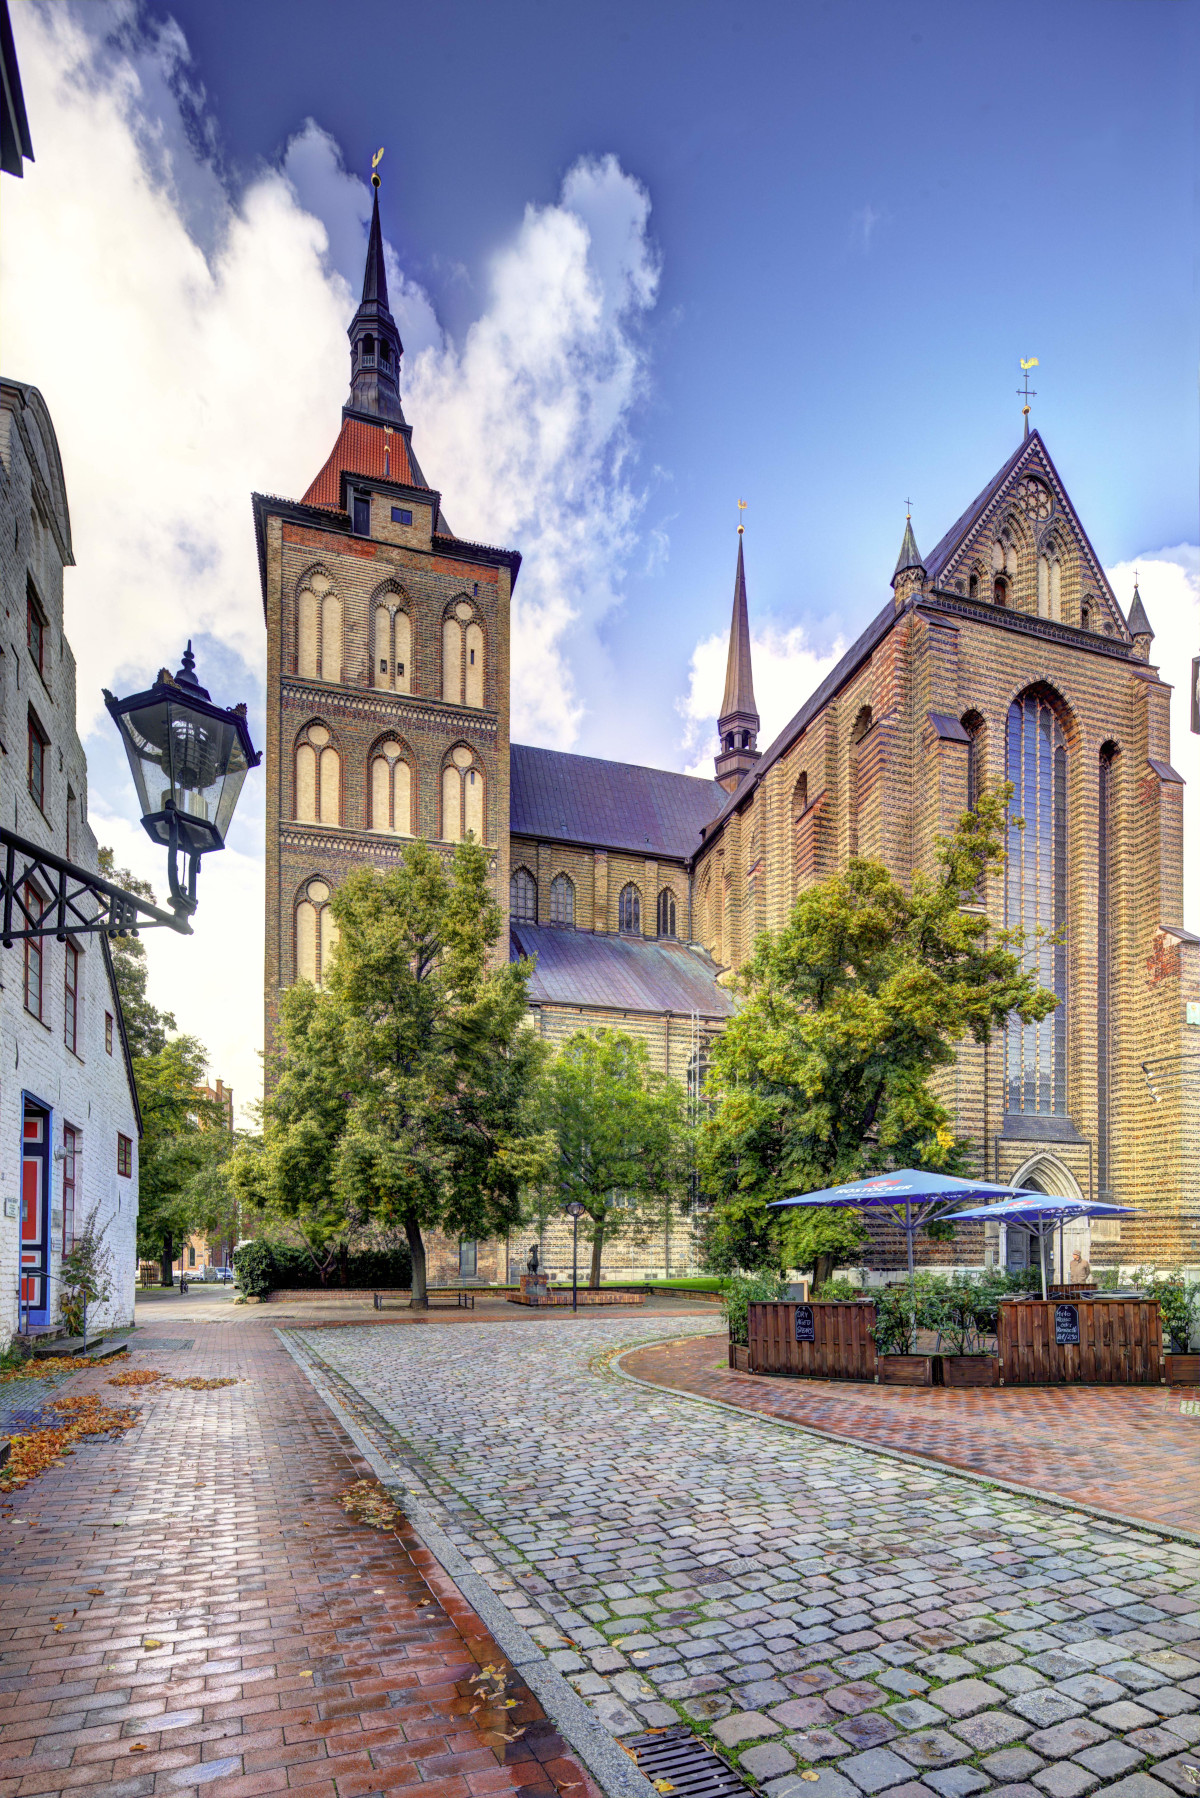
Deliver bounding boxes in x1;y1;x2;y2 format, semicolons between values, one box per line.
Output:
1054;1303;1081;1346
794;1304;816;1344
565;1201;587;1312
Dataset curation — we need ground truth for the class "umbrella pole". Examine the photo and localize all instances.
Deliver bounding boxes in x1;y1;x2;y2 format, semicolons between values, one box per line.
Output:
1039;1227;1048;1301
906;1202;915;1351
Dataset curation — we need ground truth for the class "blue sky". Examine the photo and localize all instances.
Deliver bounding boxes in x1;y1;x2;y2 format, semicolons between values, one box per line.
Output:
2;0;1196;1112
164;0;1196;762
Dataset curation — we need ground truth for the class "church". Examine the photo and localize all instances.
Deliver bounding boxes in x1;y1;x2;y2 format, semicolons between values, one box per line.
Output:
255;186;1198;1284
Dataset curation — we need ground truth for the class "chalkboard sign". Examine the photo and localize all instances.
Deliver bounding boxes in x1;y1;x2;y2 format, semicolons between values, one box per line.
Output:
795;1304;816;1344
1054;1303;1081;1346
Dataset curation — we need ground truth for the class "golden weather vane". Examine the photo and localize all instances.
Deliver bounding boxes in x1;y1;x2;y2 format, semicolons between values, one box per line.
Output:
737;499;747;536
1018;356;1039;436
371;146;385;189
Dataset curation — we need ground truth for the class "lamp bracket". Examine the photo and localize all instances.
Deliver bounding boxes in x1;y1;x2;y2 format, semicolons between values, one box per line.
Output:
0;826;194;943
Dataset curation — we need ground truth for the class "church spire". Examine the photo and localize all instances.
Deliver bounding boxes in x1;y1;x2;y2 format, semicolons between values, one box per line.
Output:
1127;575;1154;660
891;506;926;606
345;172;406;424
715;519;761;794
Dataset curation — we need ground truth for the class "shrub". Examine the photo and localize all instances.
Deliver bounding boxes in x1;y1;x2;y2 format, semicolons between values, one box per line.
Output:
233;1239;275;1298
1129;1265;1199;1351
722;1270;790;1346
813;1277;864;1301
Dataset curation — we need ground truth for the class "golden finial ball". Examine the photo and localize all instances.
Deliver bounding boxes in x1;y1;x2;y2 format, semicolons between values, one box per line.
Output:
372;172;381;188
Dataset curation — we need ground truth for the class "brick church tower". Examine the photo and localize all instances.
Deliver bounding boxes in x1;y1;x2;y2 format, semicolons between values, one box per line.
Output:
255;177;520;1048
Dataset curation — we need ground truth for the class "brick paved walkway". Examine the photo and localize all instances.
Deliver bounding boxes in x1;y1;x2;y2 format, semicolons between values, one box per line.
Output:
301;1316;1200;1798
619;1337;1200;1535
0;1322;603;1798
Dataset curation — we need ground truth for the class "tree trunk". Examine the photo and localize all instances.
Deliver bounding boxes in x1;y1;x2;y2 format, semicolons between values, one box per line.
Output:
589;1225;604;1289
813;1251;835;1293
160;1232;174;1288
406;1220;428;1310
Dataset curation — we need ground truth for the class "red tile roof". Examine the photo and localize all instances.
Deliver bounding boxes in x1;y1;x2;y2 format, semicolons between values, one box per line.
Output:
302;416;425;510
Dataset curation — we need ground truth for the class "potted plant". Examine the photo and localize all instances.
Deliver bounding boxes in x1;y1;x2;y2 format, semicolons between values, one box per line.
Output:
1138;1270;1200;1384
723;1270;788;1371
872;1286;934;1384
932;1276;999;1387
59;1206;114;1347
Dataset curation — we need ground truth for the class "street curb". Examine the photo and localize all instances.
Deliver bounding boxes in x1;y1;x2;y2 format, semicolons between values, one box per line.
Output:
276;1328;658;1798
610;1339;1200;1554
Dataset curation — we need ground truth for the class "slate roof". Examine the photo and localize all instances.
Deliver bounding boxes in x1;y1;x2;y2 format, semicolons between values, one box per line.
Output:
512;923;737;1018
509;744;725;860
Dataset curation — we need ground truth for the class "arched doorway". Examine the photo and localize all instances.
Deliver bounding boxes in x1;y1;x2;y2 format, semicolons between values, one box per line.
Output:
1004;1155;1084;1283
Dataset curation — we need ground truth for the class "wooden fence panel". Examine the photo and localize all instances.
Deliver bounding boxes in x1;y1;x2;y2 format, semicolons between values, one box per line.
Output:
998;1299;1163;1385
747;1301;877;1381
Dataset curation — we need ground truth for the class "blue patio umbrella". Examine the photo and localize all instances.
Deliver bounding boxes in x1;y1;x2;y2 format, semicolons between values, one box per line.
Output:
941;1196;1136;1300
770;1170;1043;1280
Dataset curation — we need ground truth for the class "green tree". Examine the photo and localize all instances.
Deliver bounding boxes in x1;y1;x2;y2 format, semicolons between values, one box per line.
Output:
540;1028;691;1286
699;790;1057;1270
135;1034;233;1284
244;839;552;1308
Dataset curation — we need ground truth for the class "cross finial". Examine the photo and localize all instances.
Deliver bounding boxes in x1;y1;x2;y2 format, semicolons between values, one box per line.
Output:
1018;357;1039;437
371;146;385;189
737;498;747;536
904;496;913;518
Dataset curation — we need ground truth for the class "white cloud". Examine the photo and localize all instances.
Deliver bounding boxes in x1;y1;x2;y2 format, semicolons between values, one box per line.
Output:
678;618;847;777
1;3;660;1120
850;202;882;252
1105;548;1200;933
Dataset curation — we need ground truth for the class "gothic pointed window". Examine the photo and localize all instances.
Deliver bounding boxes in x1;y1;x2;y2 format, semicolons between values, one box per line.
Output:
442;745;485;843
848;705;872;858
618;884;641;934
656;888;676;938
549;874;575;926
1097;743;1117;1195
1005;688;1069;1117
993;575;1009;607
369;740;412;834
968;573;979;599
511;866;537;923
294;723;340;825
297;571;342;682
443;601;483;707
295;878;339;987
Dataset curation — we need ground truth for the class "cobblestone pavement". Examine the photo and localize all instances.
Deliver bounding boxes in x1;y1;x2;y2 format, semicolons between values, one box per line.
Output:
0;1323;603;1798
619;1337;1200;1534
299;1318;1200;1798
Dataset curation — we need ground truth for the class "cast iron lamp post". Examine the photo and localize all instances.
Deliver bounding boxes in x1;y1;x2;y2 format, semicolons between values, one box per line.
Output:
1;642;260;944
103;643;261;922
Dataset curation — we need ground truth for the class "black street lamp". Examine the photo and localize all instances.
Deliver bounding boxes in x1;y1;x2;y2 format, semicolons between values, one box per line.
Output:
2;642;259;946
104;643;261;920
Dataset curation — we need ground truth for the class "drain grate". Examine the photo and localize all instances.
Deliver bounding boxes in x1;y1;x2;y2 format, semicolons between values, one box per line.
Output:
132;1338;195;1352
625;1727;754;1798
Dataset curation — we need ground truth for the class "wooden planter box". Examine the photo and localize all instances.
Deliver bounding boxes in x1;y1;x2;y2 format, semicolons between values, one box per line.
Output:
998;1298;1163;1385
747;1301;876;1380
878;1355;934;1386
942;1355;998;1388
728;1342;750;1372
1165;1353;1200;1385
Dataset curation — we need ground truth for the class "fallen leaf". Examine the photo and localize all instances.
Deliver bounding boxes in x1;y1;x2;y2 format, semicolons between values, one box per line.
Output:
300;1670;314;1678
654;1782;676;1793
53;1624;64;1633
129;1744;148;1753
87;1589;104;1596
802;1775;820;1784
143;1638;162;1649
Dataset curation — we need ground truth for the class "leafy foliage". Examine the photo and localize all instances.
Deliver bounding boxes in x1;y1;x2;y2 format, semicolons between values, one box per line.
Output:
133;1034;234;1276
699;792;1057;1270
871;1268;1042;1355
233;839;552;1307
231;1237;413;1295
722;1268;790;1346
59;1204;113;1337
538;1027;691;1286
1130;1266;1199;1350
232;1239;275;1298
97;851;176;1058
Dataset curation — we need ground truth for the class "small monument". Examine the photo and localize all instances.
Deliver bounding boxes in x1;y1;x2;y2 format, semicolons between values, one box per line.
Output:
520;1242;548;1305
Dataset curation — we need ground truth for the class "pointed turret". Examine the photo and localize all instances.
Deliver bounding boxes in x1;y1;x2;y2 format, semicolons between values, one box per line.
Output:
715;529;761;793
346;179;405;424
891;511;926;608
1128;577;1154;660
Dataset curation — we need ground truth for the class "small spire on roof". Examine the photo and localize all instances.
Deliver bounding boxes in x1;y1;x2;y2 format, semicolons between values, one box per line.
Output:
1127;574;1154;643
715;516;761;794
892;506;924;584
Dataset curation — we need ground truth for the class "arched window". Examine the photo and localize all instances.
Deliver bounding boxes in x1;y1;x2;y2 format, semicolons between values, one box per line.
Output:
549;874;574;926
618;884;641;934
294;723;340;825
296;571;342;682
993;575;1009;607
1097;742;1118;1197
1080;600;1092;632
373;601;412;693
961;711;984;813
511;866;537;923
656;888;676;938
362;333;376;365
848;706;872;858
442;601;484;707
295;878;339;987
1037;547;1063;622
1005;687;1068;1117
968;572;979;599
441;746;485;843
369;740;412;834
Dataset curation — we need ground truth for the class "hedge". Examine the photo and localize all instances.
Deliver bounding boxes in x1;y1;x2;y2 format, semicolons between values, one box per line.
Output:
233;1239;414;1297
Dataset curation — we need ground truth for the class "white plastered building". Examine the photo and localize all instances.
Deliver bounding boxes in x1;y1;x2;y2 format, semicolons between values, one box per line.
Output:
0;378;140;1344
